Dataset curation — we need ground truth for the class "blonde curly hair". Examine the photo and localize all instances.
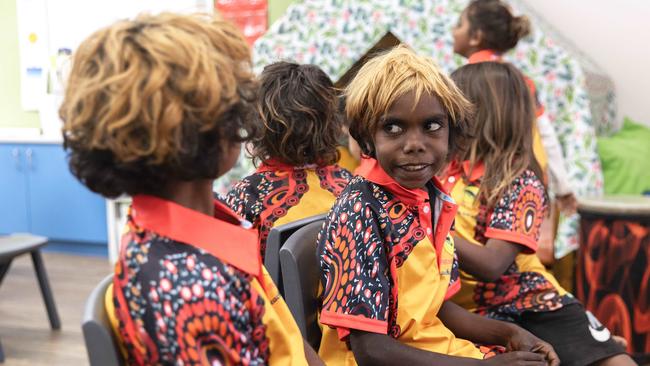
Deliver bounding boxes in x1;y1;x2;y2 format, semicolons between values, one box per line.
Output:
60;12;258;197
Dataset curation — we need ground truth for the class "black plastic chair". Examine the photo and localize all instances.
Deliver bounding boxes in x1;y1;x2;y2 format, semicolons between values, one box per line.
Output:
265;214;325;294
279;220;325;349
82;274;123;366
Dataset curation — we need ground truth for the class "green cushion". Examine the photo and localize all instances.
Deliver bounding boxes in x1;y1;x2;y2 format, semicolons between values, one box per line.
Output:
597;117;650;194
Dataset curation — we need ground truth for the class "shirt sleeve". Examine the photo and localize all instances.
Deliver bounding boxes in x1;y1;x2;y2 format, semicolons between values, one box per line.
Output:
318;190;392;340
484;170;548;254
223;175;262;225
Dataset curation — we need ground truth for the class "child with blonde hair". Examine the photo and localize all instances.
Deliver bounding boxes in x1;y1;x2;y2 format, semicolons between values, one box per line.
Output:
317;45;558;366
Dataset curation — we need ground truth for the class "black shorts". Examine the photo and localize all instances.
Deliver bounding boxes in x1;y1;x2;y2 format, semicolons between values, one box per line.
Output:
518;303;627;366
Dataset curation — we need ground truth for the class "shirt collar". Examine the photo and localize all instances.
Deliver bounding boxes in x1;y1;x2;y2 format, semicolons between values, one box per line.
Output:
445;160;485;183
468;49;502;64
353;155;375;177
359;158;452;205
257;158;320;173
131;194;261;277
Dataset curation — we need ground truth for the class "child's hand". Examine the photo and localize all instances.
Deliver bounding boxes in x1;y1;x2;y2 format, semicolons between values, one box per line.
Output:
505;327;559;366
484;351;550;366
556;192;578;215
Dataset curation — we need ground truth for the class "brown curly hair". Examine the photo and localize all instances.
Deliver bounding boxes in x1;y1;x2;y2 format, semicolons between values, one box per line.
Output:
60;13;258;198
249;62;341;166
466;0;531;53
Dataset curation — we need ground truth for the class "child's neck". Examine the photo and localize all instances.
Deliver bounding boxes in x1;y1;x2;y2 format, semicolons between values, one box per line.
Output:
160;179;215;216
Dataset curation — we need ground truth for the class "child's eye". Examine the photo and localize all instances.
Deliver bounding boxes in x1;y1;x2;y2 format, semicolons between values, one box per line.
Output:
425;121;442;132
383;123;403;134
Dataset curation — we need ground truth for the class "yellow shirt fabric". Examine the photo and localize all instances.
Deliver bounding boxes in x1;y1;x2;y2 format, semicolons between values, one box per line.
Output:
225;162;352;260
319;234;483;366
317;162;484;365
337;146;360;173
442;163;570;317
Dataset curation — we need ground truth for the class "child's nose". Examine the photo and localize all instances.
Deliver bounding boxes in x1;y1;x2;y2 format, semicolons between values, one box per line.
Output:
402;131;426;154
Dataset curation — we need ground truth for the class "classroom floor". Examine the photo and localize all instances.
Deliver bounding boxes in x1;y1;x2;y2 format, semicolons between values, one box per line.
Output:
0;252;111;365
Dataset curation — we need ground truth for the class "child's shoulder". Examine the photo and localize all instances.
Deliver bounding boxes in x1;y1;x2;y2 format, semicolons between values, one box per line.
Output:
122;229;254;287
329;175;402;221
511;169;545;190
496;168;547;209
337;175;387;203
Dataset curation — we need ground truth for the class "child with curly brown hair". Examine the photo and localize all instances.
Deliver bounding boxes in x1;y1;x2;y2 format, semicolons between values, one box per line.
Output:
60;13;321;365
225;61;352;261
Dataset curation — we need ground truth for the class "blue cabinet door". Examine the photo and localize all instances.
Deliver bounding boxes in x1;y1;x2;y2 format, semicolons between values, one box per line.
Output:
0;144;29;234
26;144;108;243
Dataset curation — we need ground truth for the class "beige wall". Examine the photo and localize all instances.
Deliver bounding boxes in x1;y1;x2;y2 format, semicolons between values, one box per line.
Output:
522;0;650;127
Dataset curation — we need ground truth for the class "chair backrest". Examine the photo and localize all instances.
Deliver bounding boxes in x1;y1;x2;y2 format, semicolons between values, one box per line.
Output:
82;274;123;366
279;220;324;349
265;214;326;294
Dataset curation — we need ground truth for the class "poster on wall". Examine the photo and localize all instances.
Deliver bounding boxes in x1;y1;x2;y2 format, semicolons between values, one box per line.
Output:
215;0;268;45
16;0;212;134
16;0;49;112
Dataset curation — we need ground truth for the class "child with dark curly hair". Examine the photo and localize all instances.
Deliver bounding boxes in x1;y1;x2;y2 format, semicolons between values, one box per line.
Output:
225;61;352;260
60;13;321;365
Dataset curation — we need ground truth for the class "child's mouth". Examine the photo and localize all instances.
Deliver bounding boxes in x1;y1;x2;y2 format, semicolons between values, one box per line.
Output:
399;163;432;172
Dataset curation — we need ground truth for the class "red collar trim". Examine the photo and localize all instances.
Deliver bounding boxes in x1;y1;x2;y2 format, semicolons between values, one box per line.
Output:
353;155;375;177
131;195;261;277
257;158;322;173
468;50;502;64
360;158;450;205
445;160;485;183
256;158;294;173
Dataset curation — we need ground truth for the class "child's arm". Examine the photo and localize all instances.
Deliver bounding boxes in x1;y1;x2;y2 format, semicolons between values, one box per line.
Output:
349;330;552;366
438;300;559;366
453;235;522;282
455;169;548;282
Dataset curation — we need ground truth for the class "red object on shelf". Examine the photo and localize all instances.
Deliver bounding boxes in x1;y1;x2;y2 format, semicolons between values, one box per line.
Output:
215;0;268;45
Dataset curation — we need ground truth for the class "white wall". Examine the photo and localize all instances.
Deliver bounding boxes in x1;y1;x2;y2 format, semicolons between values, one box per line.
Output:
521;0;650;127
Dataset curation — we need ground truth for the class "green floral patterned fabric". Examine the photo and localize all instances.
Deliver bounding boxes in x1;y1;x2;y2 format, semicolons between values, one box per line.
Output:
216;0;609;257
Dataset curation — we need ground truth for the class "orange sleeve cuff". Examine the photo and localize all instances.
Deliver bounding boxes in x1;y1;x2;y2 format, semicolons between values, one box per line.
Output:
444;279;461;300
320;309;388;340
484;227;537;254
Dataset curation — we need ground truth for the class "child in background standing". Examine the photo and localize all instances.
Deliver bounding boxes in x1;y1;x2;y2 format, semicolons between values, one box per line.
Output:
444;61;633;366
60;13;321;365
225;62;352;260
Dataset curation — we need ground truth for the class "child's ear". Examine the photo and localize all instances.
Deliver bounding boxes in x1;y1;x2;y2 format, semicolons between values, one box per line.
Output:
469;29;483;47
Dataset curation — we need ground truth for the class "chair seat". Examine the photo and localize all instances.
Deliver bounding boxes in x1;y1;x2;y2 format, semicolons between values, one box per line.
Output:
0;234;48;262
